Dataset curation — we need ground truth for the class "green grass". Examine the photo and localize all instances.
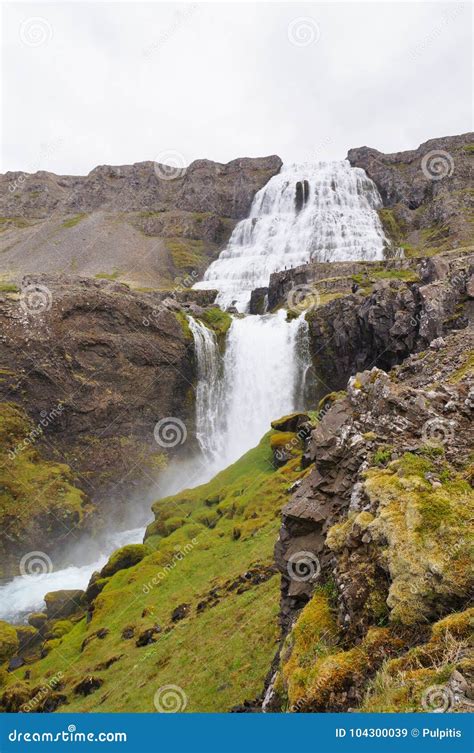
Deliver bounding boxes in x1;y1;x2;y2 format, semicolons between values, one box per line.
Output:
0;403;90;579
62;214;86;228
94;271;120;281
0;282;18;293
4;432;307;712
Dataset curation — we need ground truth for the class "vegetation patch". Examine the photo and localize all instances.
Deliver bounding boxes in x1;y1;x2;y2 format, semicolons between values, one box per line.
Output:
62;214;87;228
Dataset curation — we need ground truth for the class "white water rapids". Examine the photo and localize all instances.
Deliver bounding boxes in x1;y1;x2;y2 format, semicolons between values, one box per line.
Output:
0;159;386;623
194;159;387;311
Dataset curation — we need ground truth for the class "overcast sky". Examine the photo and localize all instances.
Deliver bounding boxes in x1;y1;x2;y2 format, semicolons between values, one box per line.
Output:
1;1;472;175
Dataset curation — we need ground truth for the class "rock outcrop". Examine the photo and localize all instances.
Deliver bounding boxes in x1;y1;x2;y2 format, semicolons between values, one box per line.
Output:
0;274;196;532
272;327;473;712
348;133;474;254
267;249;473;392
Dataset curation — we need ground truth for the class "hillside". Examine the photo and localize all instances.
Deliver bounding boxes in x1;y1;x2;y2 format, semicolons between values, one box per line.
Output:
0;156;281;290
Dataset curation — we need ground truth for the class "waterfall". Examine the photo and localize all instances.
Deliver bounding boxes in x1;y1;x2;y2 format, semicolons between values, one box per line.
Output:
194;160;387;311
189;311;310;481
187;316;225;461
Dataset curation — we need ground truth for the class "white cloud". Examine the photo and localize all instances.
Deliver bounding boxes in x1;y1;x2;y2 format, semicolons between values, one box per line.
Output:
1;1;471;174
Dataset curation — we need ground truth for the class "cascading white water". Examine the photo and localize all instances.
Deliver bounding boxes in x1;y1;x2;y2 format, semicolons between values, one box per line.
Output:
187;316;225;462
189;310;310;481
194;160;387;311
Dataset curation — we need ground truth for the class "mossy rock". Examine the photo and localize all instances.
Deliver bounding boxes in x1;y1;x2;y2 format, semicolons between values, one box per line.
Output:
44;589;85;619
28;613;48;630
100;544;147;578
0;621;19;662
85;573;110;603
196;307;232;346
271;413;310;433
41;638;62;656
47;620;74;639
0;681;31;712
317;391;347;415
15;625;38;651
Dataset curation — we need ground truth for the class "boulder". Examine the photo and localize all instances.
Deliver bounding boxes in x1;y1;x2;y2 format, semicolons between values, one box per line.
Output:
27;613;48;630
44;590;85;620
100;544;147;579
271;413;310;433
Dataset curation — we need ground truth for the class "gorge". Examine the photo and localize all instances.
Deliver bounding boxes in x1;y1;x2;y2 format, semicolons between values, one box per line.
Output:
0;133;472;715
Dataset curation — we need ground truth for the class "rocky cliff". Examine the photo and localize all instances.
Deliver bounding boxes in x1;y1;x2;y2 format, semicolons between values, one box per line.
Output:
0;274;197;571
0;156;282;289
348;133;473;256
270;326;473;712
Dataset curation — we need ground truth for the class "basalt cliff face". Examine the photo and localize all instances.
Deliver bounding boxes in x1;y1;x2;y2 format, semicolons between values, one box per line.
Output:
0;274;198;574
0;156;282;289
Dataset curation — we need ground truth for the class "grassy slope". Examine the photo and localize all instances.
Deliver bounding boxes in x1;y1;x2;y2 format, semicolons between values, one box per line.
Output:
4;432;308;712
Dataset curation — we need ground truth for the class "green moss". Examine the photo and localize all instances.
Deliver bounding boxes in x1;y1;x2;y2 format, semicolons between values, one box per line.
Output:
0;621;19;662
378;209;404;245
0;282;18;293
196;307;232;339
174;311;192;340
94;271;120;281
463;144;474;154
48;620;74;639
62;213;86;228
317;391;346;415
448;351;474;384
0;403;90;577
372;446;392;467
361;607;474;712
282;590;339;708
100;544;147;579
0;217;31;229
166;238;208;271
363;454;473;624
